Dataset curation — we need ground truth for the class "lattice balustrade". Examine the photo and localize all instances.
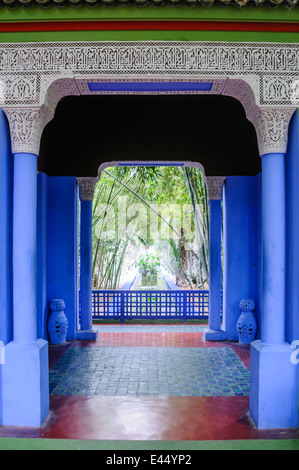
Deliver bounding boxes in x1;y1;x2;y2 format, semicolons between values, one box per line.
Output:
79;289;219;322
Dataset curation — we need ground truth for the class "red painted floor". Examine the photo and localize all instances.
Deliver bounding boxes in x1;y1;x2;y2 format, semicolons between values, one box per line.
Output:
1;326;299;442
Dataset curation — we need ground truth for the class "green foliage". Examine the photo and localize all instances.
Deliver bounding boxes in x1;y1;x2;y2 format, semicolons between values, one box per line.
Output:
183;167;209;286
135;254;161;276
90;165;210;290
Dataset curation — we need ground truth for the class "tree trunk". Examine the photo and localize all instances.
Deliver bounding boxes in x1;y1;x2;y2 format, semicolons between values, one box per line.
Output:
177;228;190;287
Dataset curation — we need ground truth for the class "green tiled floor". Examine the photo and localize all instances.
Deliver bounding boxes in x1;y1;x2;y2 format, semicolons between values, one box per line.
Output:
1;437;299;450
49;347;250;397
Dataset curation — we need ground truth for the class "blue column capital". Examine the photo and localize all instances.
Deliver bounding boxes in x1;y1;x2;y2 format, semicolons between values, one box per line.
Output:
249;107;295;157
77;177;99;202
206;176;226;201
3;106;52;156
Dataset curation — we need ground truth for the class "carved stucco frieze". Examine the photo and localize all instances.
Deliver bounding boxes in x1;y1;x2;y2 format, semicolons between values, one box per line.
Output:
0;41;297;109
0;42;297;161
2;105;53;155
249;107;296;156
206;177;226;200
77;177;99;201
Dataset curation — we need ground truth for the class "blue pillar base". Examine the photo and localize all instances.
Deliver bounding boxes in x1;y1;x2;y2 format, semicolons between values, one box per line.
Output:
2;339;49;427
203;328;226;341
76;328;98;341
250;340;299;429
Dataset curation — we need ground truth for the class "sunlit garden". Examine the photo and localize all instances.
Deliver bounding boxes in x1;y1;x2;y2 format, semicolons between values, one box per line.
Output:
91;165;210;293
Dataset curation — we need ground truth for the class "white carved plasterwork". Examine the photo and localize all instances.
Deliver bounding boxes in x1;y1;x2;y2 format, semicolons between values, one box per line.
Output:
206;177;226;200
0;41;297;155
0;76;37;104
0;41;297;108
2;105;52;155
249;107;296;156
42;76;80;115
77;177;99;201
221;77;259;121
262;76;299;105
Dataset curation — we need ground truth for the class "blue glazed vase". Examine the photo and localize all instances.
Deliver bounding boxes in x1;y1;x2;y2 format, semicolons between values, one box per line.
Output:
237;298;257;345
48;299;68;344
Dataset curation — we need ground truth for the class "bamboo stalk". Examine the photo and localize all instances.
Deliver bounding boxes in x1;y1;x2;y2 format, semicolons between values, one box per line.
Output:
103;169;198;259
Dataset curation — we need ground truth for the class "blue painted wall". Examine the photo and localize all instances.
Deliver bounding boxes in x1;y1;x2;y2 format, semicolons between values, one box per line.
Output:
255;173;262;340
75;184;80;332
47;177;79;341
37;172;48;340
0;110;13;425
223;176;261;341
0;110;13;346
285;110;299;344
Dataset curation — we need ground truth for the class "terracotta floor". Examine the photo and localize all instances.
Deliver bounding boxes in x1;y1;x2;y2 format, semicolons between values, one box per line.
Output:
0;324;299;443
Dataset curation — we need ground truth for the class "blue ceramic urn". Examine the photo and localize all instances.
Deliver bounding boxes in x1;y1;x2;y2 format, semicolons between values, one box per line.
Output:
48;299;68;344
237;298;257;345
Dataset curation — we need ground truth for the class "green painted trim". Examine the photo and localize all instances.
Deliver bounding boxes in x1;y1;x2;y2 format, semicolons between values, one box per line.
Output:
0;438;299;450
0;29;298;43
0;4;299;23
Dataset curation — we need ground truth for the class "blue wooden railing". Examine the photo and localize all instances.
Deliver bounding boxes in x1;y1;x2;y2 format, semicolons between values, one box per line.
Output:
90;289;210;322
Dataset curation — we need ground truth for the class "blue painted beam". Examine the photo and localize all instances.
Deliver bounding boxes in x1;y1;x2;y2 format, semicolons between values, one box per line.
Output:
118;163;184;167
88;82;213;93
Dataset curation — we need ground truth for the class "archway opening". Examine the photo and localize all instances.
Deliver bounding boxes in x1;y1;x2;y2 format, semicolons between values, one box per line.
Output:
38;93;260;177
44;91;257;434
89;163;210;323
39;92;260;325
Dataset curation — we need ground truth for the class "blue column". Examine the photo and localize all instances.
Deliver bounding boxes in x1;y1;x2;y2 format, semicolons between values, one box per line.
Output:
203;198;226;341
2;152;49;426
261;153;286;345
285;110;299;343
250;152;298;429
76;198;97;340
80;200;93;331
13;154;38;343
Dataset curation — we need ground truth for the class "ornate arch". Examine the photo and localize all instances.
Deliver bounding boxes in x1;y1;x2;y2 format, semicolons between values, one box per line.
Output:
0;40;297;159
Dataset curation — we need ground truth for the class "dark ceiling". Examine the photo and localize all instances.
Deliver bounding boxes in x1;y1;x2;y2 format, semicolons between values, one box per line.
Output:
38;94;261;177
